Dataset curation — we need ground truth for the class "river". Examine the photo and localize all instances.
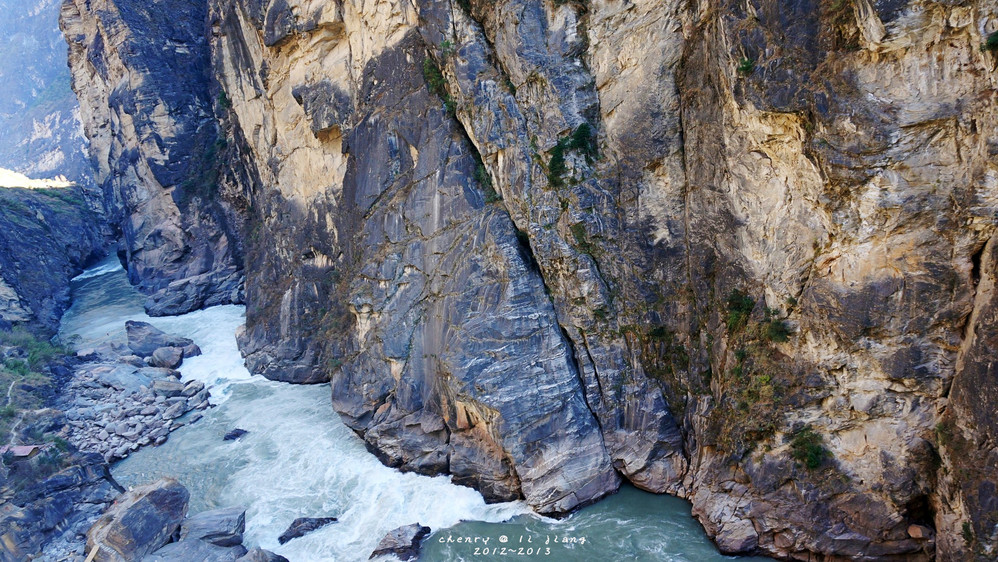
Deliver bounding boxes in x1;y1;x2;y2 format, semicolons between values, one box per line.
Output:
59;255;770;562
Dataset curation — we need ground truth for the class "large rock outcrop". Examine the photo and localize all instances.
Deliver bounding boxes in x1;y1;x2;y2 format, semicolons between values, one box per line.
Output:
0;451;124;561
86;477;189;561
0;184;104;333
60;0;245;316
62;0;998;559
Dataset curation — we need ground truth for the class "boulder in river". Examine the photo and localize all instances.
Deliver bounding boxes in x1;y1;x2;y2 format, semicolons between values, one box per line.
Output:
143;539;247;562
126;321;194;357
182;380;205;397
86;477;189;561
277;517;338;545
150;347;184;369
235;547;290;562
370;523;431;561
152;380;186;398
180;507;246;547
223;428;248;441
95;364;151;393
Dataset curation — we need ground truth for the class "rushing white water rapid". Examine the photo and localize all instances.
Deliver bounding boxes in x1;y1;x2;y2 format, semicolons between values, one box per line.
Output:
59;255;770;561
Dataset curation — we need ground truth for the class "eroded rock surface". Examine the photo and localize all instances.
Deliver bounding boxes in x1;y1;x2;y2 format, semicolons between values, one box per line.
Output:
61;0;245;316
62;0;998;558
0;452;123;561
0;185;104;333
370;523;431;561
86;477;189;562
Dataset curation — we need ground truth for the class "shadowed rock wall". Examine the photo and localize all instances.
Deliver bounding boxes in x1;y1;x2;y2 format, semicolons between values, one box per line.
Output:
61;0;245;316
63;0;998;558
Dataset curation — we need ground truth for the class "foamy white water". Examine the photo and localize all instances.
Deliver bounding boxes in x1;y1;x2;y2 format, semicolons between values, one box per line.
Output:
59;254;768;562
70;259;124;282
59;255;531;561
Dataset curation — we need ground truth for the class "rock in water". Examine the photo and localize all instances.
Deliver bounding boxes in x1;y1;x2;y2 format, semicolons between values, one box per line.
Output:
143;539;247;562
125;321;194;357
152;380;186;398
370;523;431;561
86;478;189;561
276;517;338;545
150;346;184;369
223;428;248;441
180;507;246;547
235;547;290;562
182;343;202;358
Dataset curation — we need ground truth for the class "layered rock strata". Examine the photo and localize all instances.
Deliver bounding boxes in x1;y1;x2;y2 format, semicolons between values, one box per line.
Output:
0;184;104;333
62;0;998;559
0;451;124;562
60;0;246;316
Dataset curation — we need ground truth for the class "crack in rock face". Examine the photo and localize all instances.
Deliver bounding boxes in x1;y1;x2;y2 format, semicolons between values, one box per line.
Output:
60;0;998;558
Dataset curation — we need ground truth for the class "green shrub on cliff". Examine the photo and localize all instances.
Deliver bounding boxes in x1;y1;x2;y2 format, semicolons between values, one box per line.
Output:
982;32;998;53
962;521;975;546
725;289;754;332
790;425;829;469
546;123;598;187
764;318;791;342
217;90;232;110
422;58;455;116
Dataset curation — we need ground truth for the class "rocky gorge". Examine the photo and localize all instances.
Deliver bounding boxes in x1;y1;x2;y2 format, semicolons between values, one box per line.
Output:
44;0;998;559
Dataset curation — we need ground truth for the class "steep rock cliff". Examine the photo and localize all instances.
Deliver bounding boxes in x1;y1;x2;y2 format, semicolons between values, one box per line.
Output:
63;0;998;559
60;0;245;316
0;184;104;333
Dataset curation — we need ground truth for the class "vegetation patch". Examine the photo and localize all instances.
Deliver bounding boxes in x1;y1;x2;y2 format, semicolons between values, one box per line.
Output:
569;222;598;256
546;123;599;188
962;521;975;546
0;328;70;442
737;57;755;76
763;307;791;342
705;292;807;454
422;58;456;116
790;425;829;469
725;289;754;332
216;90;232;110
983;31;998;53
470;150;500;203
38;188;85;208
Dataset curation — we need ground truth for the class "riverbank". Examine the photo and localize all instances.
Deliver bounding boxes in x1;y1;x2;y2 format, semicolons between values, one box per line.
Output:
57;256;770;561
3;254;776;561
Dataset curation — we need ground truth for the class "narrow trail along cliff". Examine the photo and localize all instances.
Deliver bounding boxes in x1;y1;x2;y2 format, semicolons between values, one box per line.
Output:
59;0;998;559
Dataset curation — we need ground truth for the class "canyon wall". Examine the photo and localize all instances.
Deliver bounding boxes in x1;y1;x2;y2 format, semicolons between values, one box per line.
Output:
63;0;998;559
61;0;245;316
0;184;104;333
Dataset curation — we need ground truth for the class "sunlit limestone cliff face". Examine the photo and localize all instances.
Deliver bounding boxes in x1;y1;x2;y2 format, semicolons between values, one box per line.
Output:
60;0;245;316
63;0;998;559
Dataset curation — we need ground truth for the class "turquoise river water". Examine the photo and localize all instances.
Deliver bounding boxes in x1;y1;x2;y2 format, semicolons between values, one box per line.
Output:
59;255;771;562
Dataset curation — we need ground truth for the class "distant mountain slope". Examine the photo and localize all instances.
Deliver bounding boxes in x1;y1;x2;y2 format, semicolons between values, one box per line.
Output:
0;0;94;195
